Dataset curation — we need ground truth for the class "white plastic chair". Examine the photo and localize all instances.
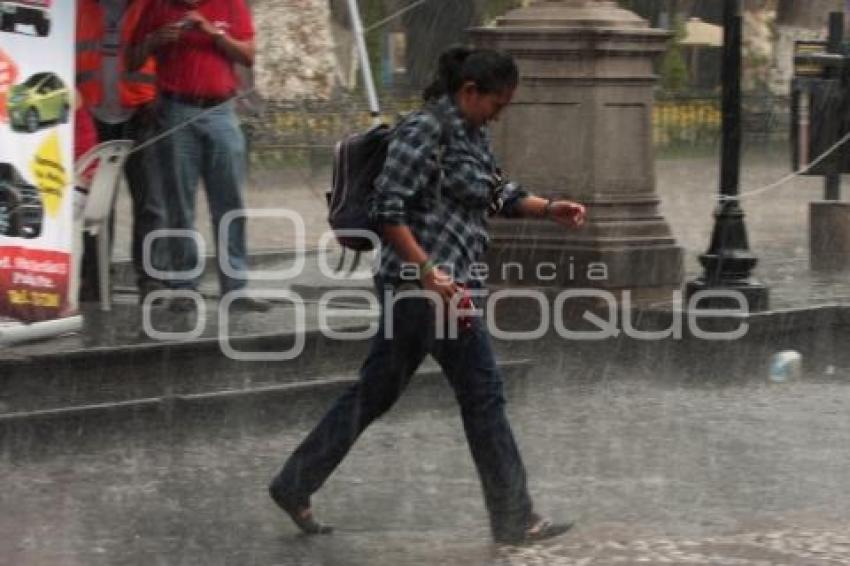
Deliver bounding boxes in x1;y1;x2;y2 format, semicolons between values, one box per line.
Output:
74;140;134;311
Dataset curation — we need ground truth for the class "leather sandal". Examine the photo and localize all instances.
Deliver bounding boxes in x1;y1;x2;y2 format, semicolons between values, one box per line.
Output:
269;488;333;535
495;512;573;545
523;513;572;544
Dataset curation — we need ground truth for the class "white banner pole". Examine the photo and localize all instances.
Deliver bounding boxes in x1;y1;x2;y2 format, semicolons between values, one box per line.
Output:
346;0;382;123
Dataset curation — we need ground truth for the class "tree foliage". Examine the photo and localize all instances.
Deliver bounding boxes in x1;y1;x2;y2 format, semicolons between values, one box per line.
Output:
660;16;689;92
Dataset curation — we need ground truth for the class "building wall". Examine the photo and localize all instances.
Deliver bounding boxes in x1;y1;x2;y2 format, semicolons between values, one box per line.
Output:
249;0;517;100
252;0;339;100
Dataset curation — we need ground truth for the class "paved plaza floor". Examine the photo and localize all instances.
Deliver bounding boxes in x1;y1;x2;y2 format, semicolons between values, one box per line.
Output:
4;143;850;564
3;361;850;565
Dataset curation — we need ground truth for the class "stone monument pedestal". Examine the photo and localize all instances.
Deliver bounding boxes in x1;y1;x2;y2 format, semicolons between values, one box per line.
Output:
471;1;682;300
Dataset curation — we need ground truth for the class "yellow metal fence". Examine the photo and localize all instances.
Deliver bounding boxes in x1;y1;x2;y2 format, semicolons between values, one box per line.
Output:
242;95;790;160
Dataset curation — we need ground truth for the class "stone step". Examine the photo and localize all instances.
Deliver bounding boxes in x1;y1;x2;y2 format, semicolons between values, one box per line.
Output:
110;248;375;295
0;312;375;415
0;275;385;411
0;359;534;457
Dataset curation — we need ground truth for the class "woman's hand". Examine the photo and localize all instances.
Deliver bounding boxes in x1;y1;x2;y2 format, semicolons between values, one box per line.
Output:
422;267;460;304
516;195;586;228
547;200;586;229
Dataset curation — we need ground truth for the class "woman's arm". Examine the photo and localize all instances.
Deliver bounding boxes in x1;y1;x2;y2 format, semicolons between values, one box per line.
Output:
381;225;458;303
515;195;586;228
372;114;458;300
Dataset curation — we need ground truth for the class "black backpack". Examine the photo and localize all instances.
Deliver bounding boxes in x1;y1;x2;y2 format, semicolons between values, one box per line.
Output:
326;108;449;268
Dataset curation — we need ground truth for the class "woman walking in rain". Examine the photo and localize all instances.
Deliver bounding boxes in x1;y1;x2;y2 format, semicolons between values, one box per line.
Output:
269;46;586;545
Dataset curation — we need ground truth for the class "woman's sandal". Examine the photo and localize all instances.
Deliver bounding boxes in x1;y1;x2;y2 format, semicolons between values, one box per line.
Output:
523;513;573;544
269;489;333;535
285;505;333;535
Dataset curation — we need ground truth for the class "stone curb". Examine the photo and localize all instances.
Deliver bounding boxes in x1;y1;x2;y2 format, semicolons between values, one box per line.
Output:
0;360;534;457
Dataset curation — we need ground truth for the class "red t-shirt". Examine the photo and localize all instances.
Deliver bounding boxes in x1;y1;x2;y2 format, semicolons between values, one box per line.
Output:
132;0;254;98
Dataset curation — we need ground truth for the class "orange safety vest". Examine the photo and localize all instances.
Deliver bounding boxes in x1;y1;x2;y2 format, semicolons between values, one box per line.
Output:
76;0;156;110
119;0;157;107
76;0;104;107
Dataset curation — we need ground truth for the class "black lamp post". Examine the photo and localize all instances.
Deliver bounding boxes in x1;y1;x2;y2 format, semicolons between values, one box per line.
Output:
824;11;844;201
685;0;769;311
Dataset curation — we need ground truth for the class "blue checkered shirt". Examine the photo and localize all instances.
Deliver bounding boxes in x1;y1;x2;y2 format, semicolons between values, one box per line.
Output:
370;95;527;283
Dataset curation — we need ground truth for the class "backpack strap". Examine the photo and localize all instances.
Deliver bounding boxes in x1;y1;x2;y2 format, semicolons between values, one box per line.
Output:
423;105;452;147
422;104;452;202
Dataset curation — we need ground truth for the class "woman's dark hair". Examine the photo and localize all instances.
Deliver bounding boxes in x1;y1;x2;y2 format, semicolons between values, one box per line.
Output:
422;46;519;102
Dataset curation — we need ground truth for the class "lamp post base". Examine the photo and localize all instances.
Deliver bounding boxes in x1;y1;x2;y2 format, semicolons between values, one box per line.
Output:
685;278;769;313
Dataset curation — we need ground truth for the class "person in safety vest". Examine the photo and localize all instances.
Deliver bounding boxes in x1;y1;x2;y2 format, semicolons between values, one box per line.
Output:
75;0;168;304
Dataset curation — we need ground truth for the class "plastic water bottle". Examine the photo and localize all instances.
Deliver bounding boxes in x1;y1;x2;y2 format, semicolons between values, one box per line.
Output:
769;350;802;383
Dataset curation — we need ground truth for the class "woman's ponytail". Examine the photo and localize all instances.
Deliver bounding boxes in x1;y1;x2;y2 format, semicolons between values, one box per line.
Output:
422;46;519;102
422;45;473;102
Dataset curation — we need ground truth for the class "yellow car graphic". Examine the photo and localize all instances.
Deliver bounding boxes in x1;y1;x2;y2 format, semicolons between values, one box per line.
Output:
8;71;69;133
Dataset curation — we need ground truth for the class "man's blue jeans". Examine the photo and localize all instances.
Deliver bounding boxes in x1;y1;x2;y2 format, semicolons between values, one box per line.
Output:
156;98;248;293
270;280;534;540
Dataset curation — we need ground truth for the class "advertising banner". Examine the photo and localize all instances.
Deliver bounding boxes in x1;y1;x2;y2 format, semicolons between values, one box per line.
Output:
0;0;75;322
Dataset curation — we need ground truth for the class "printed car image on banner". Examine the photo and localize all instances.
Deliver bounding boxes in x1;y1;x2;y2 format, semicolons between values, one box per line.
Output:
0;0;74;322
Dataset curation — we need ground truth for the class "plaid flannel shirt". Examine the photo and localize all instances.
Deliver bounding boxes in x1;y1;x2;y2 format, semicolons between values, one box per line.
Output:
370;95;527;283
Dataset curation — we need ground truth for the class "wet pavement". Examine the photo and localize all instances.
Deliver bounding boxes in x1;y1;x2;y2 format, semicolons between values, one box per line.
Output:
4;144;850;564
655;145;850;309
3;362;850;564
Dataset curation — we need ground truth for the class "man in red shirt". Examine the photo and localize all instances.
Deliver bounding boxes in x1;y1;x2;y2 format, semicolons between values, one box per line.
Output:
127;0;269;311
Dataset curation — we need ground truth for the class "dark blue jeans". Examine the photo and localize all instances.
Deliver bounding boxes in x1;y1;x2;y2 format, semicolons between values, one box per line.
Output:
270;280;533;540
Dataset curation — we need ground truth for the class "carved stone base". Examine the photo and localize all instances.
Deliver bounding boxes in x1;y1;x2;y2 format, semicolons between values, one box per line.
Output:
484;217;683;292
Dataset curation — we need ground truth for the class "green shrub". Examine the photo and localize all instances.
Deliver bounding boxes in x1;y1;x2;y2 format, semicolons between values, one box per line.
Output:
660;17;689;93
